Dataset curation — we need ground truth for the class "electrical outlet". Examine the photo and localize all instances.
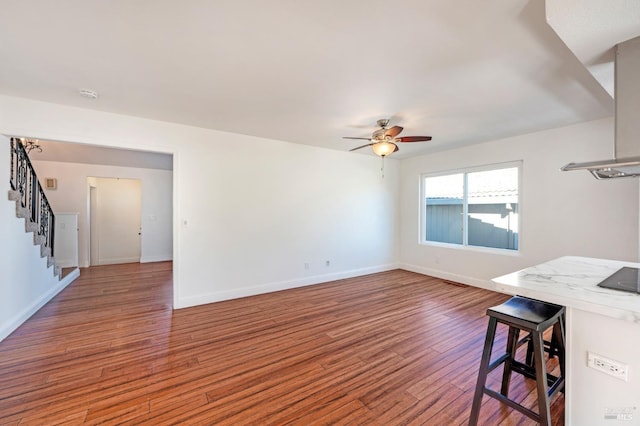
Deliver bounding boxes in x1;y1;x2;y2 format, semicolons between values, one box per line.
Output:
325;260;330;267
588;352;629;382
304;262;310;270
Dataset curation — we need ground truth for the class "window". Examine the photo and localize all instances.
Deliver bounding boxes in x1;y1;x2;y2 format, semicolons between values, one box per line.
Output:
422;164;519;251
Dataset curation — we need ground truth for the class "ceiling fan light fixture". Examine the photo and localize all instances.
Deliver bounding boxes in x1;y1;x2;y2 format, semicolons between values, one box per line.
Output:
372;141;396;157
344;118;432;157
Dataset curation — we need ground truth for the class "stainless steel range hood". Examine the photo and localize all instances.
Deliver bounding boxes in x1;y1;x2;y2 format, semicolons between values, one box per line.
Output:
561;36;640;179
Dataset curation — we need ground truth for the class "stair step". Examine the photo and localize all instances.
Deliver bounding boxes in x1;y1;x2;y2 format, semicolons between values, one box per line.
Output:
16;205;30;220
34;233;45;247
8;190;21;202
7;189;62;281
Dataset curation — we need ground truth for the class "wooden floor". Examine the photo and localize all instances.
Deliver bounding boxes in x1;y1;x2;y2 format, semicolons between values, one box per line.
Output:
0;263;564;425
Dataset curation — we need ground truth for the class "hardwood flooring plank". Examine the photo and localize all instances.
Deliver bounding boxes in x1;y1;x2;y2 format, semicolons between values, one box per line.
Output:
0;263;564;424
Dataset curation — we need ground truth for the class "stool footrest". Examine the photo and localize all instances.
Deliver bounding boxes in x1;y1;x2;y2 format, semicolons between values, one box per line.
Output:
510;360;537;381
486;353;510;373
484;387;541;423
510;360;560;389
484;359;565;394
548;375;565;398
488;356;563;391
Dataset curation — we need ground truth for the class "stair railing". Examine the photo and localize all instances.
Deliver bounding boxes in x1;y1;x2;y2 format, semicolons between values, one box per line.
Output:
9;138;55;257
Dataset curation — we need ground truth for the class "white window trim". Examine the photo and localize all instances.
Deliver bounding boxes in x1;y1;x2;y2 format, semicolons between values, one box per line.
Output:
419;161;522;254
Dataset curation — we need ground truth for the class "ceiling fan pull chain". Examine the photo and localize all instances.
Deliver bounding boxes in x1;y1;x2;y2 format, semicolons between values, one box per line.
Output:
381;156;385;179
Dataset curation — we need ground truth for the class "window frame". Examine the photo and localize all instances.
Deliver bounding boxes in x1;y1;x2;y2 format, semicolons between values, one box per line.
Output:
419;161;522;254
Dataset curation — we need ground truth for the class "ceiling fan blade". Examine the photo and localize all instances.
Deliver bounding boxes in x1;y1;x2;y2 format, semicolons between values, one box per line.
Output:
385;126;403;138
343;137;372;140
349;143;375;152
396;136;432;143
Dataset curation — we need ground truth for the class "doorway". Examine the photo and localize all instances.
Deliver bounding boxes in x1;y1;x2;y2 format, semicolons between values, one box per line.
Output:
88;177;142;265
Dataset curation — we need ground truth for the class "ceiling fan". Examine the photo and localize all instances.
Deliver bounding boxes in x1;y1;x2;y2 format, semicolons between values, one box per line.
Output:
343;118;432;157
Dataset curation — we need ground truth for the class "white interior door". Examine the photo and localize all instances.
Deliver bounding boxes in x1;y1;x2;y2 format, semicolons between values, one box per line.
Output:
90;177;142;265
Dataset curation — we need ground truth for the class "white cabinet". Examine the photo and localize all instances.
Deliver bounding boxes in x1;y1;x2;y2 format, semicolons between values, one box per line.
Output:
54;213;78;268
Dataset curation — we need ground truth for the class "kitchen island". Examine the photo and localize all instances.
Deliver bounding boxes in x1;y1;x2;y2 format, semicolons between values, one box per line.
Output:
493;256;640;425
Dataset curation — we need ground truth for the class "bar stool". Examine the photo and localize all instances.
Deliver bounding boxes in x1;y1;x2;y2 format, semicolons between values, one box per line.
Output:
468;296;566;426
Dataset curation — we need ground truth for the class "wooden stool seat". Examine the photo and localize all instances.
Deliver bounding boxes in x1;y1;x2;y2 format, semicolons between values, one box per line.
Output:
468;296;566;426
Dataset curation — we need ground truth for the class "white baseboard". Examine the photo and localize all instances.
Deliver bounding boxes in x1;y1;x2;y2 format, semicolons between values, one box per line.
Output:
175;263;400;309
98;257;140;265
140;255;173;263
398;262;497;292
0;268;80;342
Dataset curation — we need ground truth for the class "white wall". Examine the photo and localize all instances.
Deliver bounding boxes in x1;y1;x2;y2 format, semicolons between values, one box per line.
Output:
0;94;400;309
175;131;400;307
399;118;639;287
0;135;74;341
31;161;172;267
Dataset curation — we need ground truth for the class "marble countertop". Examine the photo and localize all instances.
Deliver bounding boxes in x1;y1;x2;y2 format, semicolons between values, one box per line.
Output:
492;256;640;324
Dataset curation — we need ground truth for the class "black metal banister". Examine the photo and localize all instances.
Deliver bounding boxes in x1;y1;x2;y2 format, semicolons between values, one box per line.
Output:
9;138;55;257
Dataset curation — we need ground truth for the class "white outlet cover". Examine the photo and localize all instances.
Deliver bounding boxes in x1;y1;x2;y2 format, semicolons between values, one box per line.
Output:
587;351;629;382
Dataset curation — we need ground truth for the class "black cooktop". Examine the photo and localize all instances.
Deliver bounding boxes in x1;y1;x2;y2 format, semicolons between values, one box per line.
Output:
597;267;640;294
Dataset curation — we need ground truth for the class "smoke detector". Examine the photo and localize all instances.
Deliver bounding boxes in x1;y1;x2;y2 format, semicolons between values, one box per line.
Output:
78;89;98;99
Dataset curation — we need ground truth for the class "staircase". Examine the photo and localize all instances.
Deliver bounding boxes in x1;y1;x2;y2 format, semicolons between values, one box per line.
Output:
8;138;61;279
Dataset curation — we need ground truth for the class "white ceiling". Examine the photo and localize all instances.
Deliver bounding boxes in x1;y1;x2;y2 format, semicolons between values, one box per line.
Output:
546;0;640;96
0;0;627;160
26;139;173;170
